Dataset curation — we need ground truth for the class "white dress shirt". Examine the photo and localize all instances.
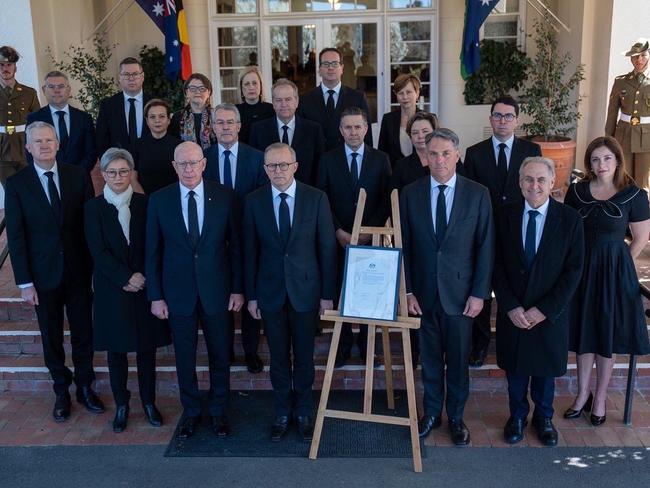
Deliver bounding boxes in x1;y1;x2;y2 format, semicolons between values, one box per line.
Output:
276;117;296;145
321;82;341;107
344;144;364;178
122;91;144;138
492;134;515;168
271;179;296;229
522;198;550;252
179;180;205;234
49;104;70;141
430;173;457;232
218;142;238;189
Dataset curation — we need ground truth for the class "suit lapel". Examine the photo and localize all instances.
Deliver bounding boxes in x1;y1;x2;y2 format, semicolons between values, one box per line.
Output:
197;184;214;249
509;203;527;267
101;198;129;255
26;165;55;218
286;182;303;247
56;165;70;225
534;198;560;266
263;185;283;247
172;184;194;250
441;175;465;244
506;138;524;190
358;145;372;189
480;138;500;190
234;148;244;192
417;177;437;244
336;147;355;192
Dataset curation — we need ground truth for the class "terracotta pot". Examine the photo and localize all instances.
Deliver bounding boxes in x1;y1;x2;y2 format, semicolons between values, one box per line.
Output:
526;137;577;194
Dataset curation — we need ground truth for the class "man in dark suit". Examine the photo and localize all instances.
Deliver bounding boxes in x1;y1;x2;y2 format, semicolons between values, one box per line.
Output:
244;142;337;441
401;128;494;446
96;57;152;158
493;156;584;446
146;141;244;439
204;102;267;374
297;47;372;151
27;71;97;172
5;121;104;422
318;107;391;367
249;78;325;185
463;95;542;367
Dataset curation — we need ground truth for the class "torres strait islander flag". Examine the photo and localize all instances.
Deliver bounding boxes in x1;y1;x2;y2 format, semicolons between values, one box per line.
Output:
135;0;193;80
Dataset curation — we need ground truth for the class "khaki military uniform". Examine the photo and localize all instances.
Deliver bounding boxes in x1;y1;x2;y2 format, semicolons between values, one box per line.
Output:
0;82;40;185
605;70;650;190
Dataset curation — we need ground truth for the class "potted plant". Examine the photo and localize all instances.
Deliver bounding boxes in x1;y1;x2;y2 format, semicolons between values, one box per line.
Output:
520;18;585;192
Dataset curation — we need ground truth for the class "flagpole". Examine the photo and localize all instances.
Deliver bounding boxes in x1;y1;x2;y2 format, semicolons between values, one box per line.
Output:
526;0;570;33
86;0;131;41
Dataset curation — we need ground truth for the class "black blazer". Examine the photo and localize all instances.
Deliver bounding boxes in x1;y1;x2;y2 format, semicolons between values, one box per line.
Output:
463;136;542;210
249;116;325;186
95;92;153;157
5;163;94;291
27;106;97;171
378;110;418;167
84;193;170;352
203;142;267;203
243;182;337;313
400;174;494;315
493;199;584;377
145;181;243;317
391;153;429;192
297;85;373;150
317;145;391;232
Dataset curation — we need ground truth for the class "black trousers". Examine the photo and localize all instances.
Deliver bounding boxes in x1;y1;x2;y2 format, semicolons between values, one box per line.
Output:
262;301;318;417
506;372;555;420
471;296;492;353
231;308;262;357
169;301;232;418
107;350;156;406
420;295;472;421
34;282;94;396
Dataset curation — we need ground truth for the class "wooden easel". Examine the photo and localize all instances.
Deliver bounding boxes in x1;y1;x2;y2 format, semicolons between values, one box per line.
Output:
309;189;422;473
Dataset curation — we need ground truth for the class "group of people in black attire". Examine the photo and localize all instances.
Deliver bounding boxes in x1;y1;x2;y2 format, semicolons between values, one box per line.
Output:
3;46;649;448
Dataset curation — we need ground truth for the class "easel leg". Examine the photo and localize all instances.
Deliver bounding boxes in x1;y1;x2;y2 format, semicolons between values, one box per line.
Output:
363;324;377;414
402;328;422;472
381;326;395;409
309;320;342;460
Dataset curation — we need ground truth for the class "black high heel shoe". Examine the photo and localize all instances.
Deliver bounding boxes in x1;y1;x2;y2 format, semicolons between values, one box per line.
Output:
590;402;607;426
563;392;593;419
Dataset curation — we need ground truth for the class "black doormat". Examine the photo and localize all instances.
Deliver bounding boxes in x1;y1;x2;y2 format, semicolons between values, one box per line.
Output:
164;390;425;458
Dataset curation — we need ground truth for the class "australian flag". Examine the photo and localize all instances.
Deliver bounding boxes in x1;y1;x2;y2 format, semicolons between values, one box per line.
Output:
135;0;193;80
460;0;498;80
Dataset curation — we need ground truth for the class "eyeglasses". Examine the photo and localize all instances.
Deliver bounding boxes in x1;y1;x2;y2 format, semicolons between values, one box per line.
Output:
187;86;208;93
320;61;341;68
175;159;204;170
491;112;516;122
45;84;68;90
265;162;296;172
103;169;131;179
120;71;143;79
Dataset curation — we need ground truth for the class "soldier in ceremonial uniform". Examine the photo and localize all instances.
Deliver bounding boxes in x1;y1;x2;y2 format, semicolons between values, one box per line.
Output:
605;38;650;191
0;46;40;186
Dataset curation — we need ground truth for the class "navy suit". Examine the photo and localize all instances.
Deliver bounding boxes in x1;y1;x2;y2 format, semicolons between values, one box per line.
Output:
244;181;337;416
96;92;153;158
146;181;242;417
298;85;372;150
249;116;325;185
27;106;97;172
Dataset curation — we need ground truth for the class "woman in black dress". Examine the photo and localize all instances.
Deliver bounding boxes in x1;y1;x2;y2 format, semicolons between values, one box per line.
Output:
85;148;171;432
564;136;650;426
236;66;274;144
132;99;180;194
378;73;422;167
169;73;216;150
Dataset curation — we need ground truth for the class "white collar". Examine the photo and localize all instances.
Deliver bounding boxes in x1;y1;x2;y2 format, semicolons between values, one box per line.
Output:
219;142;239;157
49;104;70;115
492;134;515;150
34;161;59;178
123;91;143;102
321;82;341;96
524;197;550;217
345;144;365;158
179;179;204;199
430;172;457;190
271;178;297;199
277;117;296;130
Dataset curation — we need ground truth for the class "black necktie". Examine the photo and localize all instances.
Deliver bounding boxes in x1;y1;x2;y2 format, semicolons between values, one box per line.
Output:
497;142;508;193
128;97;137;146
436;184;448;241
350;152;359;187
55;111;68;150
187;190;200;249
44;171;61;223
223;150;233;188
524;209;539;270
326;89;335;113
279;192;291;248
281;125;289;144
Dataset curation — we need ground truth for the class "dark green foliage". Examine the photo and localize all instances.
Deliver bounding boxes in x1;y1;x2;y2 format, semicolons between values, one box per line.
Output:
139;45;185;112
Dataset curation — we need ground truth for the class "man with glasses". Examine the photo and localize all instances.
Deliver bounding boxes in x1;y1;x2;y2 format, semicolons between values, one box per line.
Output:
27;71;97;172
298;47;372;151
0;46;40;187
244;142;337;441
204;103;268;374
96;57;152;158
146;141;244;439
5;121;103;422
462;96;541;368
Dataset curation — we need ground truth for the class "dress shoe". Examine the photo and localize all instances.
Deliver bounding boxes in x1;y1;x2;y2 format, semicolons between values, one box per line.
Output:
211;415;231;437
533;417;558;446
76;386;105;414
52;393;71;422
503;417;527;444
245;353;264;374
448;419;471;446
177;416;200;439
334;351;350;369
296;415;314;441
590;409;607;426
468;348;487;368
112;405;129;433
417;415;442;438
143;404;163;427
271;415;290;442
564;392;593;419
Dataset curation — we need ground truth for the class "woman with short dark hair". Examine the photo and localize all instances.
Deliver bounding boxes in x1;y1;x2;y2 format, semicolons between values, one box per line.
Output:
169;73;216;150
